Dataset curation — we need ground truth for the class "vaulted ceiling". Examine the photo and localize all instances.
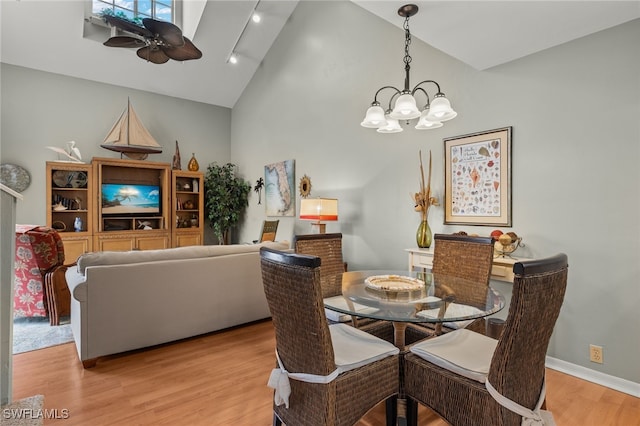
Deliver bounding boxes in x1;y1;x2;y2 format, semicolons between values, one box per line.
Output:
1;1;638;108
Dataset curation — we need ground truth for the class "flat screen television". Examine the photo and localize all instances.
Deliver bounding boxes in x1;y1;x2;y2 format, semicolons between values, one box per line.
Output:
101;183;161;216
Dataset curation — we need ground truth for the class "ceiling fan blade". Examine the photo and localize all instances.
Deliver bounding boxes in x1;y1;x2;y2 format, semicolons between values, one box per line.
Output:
142;18;184;47
104;15;153;38
104;36;147;48
162;37;203;61
136;46;170;64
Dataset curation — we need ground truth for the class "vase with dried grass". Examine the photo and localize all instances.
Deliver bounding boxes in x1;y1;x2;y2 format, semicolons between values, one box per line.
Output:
414;150;439;248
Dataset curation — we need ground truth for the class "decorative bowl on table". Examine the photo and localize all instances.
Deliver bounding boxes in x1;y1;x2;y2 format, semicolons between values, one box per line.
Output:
494;236;523;258
364;275;425;300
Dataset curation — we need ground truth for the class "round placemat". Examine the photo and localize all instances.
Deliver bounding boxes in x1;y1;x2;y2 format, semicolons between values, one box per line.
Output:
365;275;424;292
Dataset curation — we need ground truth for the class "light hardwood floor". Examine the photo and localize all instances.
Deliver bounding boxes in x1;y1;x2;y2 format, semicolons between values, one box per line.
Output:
11;320;640;425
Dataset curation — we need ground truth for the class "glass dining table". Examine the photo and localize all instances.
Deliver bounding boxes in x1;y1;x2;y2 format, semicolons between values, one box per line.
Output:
324;270;505;350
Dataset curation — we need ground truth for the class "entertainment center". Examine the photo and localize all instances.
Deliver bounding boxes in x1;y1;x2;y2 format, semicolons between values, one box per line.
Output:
46;158;204;261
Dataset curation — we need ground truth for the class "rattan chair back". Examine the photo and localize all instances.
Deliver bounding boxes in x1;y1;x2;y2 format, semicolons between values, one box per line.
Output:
259;220;279;242
260;247;335;376
432;233;495;284
410;233;496;336
294;233;345;298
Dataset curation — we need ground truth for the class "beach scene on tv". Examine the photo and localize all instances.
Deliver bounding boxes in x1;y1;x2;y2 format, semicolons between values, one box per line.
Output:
101;183;160;215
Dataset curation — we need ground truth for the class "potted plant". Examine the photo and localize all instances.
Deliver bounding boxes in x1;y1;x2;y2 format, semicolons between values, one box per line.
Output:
204;162;251;244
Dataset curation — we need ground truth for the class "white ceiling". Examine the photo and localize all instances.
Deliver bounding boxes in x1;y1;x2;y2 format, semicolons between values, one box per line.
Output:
1;1;638;108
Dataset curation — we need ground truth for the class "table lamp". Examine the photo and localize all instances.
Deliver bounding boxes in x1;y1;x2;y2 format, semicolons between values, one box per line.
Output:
299;198;338;234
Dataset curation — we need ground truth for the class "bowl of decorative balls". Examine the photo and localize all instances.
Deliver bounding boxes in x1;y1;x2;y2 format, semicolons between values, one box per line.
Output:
490;230;523;258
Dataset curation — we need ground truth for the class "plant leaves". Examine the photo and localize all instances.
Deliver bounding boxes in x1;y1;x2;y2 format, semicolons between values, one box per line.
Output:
204;162;251;243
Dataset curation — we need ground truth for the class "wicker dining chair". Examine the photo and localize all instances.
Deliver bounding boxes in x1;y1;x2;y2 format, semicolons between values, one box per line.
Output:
404;254;569;426
406;233;495;343
260;247;400;426
259;220;279;243
294;233;395;341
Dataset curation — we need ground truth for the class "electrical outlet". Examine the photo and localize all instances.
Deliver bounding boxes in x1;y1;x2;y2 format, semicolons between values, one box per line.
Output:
590;345;603;364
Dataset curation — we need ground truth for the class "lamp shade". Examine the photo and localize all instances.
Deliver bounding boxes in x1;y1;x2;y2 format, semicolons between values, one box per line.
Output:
361;105;388;128
415;119;443;130
425;94;457;122
377;115;403;133
415;109;443;130
389;93;421;120
300;198;338;221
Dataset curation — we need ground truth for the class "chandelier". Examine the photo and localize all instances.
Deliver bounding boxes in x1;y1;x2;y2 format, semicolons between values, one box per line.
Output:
360;4;457;133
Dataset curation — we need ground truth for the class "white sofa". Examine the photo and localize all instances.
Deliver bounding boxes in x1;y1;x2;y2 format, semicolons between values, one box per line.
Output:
65;241;290;367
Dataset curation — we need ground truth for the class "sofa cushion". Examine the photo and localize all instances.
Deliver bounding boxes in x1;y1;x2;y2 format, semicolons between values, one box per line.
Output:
76;241;290;274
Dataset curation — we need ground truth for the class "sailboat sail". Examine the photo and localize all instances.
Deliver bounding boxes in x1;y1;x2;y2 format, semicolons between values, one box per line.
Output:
101;99;163;158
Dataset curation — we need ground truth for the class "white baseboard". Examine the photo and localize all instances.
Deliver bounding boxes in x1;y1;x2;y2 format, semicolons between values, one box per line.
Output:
546;356;640;397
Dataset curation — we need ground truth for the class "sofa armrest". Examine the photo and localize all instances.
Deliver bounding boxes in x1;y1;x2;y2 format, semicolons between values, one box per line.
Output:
65;267;87;302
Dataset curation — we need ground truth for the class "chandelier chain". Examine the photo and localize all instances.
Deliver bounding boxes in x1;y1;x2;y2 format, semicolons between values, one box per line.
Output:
403;16;412;68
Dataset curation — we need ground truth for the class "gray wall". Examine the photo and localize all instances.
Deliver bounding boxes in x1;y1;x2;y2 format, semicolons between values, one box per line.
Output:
0;65;231;244
232;2;640;384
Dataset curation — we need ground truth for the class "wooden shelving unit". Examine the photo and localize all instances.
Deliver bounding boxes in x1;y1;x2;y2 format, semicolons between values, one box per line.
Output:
171;170;204;247
46;161;93;262
92;157;171;251
47;158;205;253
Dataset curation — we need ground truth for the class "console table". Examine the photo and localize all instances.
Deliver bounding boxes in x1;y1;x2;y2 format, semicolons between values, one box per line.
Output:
405;247;529;283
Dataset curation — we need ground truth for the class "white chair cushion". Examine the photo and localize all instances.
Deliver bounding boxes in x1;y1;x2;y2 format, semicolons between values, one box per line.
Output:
416;302;484;329
329;323;399;372
323;295;378;322
410;328;497;383
268;323;399;408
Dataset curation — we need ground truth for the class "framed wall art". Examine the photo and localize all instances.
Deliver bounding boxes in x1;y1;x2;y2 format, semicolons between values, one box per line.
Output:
444;127;512;226
264;159;295;217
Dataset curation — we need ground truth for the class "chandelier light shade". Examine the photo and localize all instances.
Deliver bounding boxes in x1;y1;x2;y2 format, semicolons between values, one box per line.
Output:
300;198;338;234
389;93;421;120
361;4;457;133
415;108;443;129
377;115;403;133
361;105;388;128
425;94;457;121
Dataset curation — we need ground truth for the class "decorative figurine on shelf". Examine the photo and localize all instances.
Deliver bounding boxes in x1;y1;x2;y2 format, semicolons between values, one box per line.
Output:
53;202;67;211
74;217;83;232
46;140;83;163
188;153;200;171
254;177;264;205
137;220;153;230
172;140;182;170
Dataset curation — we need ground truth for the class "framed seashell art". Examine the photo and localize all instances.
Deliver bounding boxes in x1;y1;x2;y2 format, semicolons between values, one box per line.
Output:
443;127;512;226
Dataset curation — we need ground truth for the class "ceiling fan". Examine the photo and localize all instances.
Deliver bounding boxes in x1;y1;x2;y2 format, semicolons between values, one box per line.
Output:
103;15;202;64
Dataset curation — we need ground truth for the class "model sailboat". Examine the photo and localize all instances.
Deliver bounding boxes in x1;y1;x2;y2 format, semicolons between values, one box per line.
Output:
100;99;163;160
